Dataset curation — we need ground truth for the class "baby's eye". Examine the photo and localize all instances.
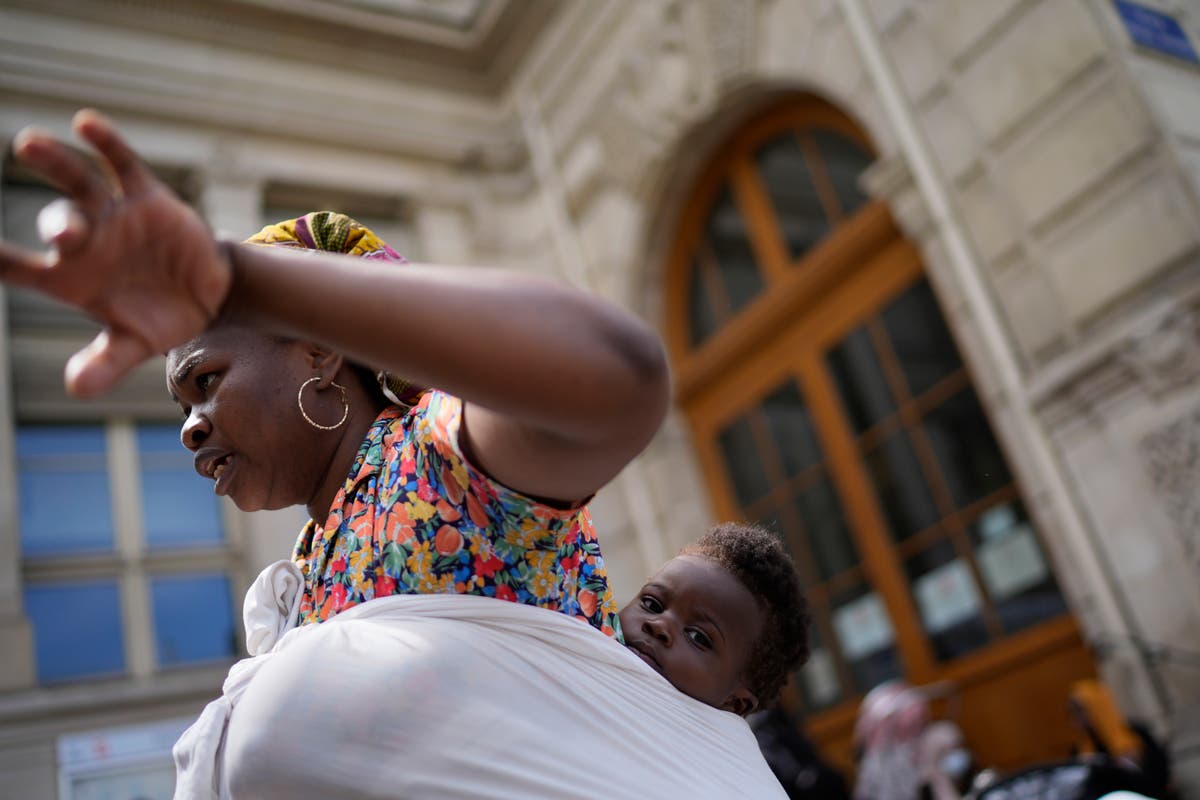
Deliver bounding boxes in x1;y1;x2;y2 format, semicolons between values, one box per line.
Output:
195;372;219;394
687;628;713;649
639;595;663;614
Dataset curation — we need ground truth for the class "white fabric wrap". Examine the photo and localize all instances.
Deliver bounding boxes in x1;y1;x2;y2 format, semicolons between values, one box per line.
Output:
241;559;303;657
174;560;303;799
174;578;785;799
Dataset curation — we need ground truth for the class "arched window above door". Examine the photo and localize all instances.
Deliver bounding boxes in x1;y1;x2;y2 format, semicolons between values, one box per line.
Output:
682;100;875;348
665;95;1089;772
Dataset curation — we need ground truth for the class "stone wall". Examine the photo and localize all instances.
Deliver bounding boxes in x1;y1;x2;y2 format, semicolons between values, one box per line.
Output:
2;0;1200;791
502;0;1200;777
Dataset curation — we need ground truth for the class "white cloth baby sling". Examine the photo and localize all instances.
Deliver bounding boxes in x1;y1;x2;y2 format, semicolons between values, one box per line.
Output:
173;561;787;799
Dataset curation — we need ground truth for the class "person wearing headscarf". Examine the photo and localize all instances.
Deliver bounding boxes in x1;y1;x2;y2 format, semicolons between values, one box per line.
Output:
1;109;684;797
227;210;619;632
1;111;668;639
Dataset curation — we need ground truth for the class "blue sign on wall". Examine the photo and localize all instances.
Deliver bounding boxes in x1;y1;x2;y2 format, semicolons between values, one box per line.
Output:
1115;0;1200;64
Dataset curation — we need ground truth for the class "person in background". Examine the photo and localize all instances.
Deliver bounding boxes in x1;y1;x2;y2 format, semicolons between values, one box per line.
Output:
750;705;850;800
853;681;928;800
853;680;974;800
916;720;976;800
0;110;670;642
1069;679;1173;800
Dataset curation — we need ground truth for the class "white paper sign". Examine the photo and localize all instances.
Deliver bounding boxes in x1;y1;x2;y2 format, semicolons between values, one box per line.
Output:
801;647;841;706
832;592;895;660
978;524;1049;600
977;503;1018;540
913;558;982;634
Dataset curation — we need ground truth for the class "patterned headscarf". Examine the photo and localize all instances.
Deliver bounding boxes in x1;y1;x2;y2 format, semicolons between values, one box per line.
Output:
244;211;425;406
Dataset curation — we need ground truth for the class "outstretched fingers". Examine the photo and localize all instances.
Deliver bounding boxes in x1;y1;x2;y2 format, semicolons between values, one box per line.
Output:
65;329;154;398
37;199;91;254
0;240;49;290
73;109;154;198
12;127;112;217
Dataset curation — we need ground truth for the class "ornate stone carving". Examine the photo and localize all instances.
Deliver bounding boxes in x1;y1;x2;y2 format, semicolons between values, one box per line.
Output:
591;1;714;197
705;0;755;85
620;5;708;138
1120;303;1200;398
1140;405;1200;565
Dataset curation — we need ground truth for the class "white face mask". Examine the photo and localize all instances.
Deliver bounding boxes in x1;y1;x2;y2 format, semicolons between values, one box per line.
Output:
938;748;972;780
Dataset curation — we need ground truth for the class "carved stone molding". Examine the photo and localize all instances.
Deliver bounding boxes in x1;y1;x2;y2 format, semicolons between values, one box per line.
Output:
0;0;532;166
1119;304;1200;398
705;0;755;87
564;2;718;205
861;153;935;239
1;0;555;86
1030;293;1200;430
1140;405;1200;566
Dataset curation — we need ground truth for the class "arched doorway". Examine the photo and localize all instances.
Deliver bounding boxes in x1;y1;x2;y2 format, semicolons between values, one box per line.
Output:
664;95;1095;773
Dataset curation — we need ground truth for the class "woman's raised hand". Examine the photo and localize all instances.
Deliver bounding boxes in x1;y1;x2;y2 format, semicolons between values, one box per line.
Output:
0;110;231;397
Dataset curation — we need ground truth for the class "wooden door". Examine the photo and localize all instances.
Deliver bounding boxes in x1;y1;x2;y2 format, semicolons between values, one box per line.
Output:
665;96;1095;775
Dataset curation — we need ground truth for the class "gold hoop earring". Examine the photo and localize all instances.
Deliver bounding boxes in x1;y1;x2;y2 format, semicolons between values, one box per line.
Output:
297;377;349;431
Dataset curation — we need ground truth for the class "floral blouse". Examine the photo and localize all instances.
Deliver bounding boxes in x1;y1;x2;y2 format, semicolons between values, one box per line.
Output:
291;391;622;638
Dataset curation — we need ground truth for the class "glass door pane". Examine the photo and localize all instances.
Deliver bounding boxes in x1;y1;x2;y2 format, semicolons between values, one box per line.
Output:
798;626;843;711
793;477;857;581
861;431;940;543
904;539;989;660
707;186;763;314
879;280;960;395
754;133;829;260
821;278;1071;664
718;415;773;508
826;328;896;433
811;129;872;219
970;501;1067;634
715;379;900;705
921;388;1012;507
830;584;902;691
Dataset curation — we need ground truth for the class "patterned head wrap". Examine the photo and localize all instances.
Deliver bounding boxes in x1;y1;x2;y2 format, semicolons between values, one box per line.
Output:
244;211;426;406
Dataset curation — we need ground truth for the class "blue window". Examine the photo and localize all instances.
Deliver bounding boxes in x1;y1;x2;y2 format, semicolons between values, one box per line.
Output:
150;573;236;666
137;425;224;549
25;580;125;682
19;422;238;684
17;426;115;556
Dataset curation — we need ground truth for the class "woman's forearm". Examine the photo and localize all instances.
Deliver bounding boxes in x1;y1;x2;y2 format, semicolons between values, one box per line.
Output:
223;242;670;446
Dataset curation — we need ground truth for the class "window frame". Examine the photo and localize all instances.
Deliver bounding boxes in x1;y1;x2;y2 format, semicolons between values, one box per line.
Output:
664;97;878;365
19;419;246;684
665;98;1085;753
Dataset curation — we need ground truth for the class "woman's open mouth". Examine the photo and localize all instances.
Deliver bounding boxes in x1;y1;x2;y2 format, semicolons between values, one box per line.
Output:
211;454;235;496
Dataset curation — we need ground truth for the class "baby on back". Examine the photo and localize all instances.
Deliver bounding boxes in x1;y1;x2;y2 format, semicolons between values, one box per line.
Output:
618;522;810;716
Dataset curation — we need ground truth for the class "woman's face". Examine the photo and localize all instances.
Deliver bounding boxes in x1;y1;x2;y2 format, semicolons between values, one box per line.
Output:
166;326;330;512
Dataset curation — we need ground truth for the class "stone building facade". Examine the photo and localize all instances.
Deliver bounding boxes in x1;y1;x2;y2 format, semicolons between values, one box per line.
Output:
1;0;1198;796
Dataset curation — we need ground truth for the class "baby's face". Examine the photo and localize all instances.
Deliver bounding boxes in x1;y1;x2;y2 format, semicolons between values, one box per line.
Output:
618;555;762;715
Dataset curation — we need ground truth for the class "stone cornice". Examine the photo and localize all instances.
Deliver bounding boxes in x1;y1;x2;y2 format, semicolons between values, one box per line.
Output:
0;3;533;168
8;332;179;422
1030;286;1200;429
3;0;558;91
233;0;509;50
860;151;1200;433
0;663;228;736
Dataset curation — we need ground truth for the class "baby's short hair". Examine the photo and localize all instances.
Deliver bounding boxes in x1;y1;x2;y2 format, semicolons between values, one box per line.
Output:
681;522;809;707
